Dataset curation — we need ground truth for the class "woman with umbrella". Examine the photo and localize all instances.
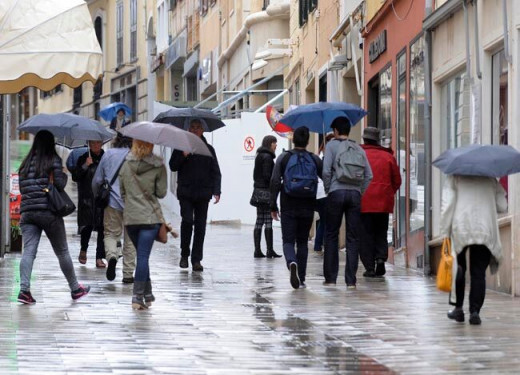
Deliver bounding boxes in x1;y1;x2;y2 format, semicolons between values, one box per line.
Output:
17;130;90;304
436;144;513;325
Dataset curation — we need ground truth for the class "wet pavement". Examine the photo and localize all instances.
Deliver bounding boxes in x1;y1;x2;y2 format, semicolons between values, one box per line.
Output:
2;192;520;374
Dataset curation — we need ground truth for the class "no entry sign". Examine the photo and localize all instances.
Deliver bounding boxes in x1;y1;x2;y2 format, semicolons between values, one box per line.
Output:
244;136;255;152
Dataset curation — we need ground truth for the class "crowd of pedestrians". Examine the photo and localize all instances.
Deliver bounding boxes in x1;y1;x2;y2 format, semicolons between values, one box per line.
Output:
15;112;506;324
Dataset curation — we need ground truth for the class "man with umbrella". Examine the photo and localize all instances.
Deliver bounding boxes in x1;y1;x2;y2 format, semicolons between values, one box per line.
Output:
73;140;106;268
169;119;222;271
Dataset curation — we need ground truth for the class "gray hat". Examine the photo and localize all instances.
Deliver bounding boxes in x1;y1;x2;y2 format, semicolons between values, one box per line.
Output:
362;127;380;142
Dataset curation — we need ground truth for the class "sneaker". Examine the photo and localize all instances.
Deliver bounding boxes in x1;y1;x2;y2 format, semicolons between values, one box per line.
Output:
106;258;117;281
122;277;134;284
299;282;307;289
447;308;465;322
469;312;481;325
375;259;386;276
71;284;91;300
289;262;300;289
179;257;189;269
132;296;148;310
192;262;204;272
17;291;36;305
363;270;377;278
346;284;357;290
144;294;155;307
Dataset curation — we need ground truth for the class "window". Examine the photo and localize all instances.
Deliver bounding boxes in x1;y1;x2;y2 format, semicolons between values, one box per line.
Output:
396;50;406;247
130;0;137;61
492;49;509;195
39;85;63;99
442;73;469;150
200;0;208;16
94;17;103;50
409;36;425;232
73;85;83;109
116;1;123;66
299;0;317;27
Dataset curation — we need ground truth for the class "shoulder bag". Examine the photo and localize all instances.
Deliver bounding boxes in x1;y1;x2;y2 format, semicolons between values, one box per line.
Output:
128;169;177;243
95;159;126;209
45;172;76;217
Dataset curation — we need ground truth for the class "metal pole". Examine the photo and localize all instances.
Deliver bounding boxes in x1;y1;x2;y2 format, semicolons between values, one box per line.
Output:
254;89;288;113
1;95;11;256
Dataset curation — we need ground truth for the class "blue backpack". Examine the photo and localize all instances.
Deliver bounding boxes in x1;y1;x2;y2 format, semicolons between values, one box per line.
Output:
283;151;318;198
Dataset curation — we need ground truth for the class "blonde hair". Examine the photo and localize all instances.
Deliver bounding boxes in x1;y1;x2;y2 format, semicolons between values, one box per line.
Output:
131;139;154;160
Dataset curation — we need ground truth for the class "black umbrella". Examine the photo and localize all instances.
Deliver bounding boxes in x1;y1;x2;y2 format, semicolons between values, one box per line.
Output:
153;107;225;132
433;144;520;177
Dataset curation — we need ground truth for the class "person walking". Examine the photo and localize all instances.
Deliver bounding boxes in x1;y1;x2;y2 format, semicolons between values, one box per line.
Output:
359;127;401;278
17;130;90;304
119;139;167;310
322;117;373;289
270;126;323;289
92;135;136;283
110;108;130;132
441;175;507;325
169;119;222;271
251;135;281;258
73;140;106;268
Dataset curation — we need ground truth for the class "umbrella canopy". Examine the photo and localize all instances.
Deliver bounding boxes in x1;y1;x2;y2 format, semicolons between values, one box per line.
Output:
99;102;132;122
153;108;226;132
279;102;368;133
119;122;213;157
433;144;520;177
18;113;114;149
0;0;102;94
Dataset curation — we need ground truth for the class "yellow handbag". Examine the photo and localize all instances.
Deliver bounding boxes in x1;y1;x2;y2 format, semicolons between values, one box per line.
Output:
436;238;453;292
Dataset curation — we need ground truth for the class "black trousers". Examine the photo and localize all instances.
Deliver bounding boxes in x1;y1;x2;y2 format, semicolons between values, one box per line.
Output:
359;213;389;272
455;245;491;313
180;198;209;264
281;209;314;283
80;225;105;260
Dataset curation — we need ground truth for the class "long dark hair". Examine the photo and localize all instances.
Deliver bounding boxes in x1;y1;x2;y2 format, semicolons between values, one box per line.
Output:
19;130;58;178
260;135;277;150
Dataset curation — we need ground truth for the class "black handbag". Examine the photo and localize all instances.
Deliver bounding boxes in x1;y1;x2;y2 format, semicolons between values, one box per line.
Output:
95;160;125;209
249;187;270;207
45;185;76;217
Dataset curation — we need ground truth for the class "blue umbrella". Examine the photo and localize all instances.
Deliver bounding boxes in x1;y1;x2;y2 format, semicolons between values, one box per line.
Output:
18;113;115;148
433;144;520;177
279;102;368;133
99;102;132;121
153;107;225;132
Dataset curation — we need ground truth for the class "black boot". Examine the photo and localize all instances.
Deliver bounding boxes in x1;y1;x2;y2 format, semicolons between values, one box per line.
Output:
254;228;266;258
144;280;155;307
132;281;148;310
265;228;281;258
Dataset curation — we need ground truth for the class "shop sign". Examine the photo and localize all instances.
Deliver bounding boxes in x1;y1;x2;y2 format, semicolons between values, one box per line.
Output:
369;30;387;63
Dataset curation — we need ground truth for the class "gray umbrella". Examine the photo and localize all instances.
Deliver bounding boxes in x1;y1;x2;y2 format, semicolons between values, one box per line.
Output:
18;113;114;148
153;107;225;132
119;121;213;157
433;144;520;177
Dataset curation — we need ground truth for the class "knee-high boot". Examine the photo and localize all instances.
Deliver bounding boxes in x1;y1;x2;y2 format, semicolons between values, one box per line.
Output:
254;228;266;258
265;228;281;258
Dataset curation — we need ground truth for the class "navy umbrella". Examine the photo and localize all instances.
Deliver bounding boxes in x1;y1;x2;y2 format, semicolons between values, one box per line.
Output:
433;144;520;177
99;102;132;121
153;107;225;132
279;102;368;133
18;113;115;148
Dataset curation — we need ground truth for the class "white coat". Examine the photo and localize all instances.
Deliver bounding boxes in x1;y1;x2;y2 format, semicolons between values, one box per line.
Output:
440;175;507;303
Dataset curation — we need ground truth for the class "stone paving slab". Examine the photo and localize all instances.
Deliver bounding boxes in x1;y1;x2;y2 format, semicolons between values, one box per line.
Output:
2;190;520;373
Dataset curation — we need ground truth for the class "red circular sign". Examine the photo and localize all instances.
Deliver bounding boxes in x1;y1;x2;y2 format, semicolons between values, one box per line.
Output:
244;136;255;152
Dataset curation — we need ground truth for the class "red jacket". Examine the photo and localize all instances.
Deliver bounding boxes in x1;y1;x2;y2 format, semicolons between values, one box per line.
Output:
361;144;401;213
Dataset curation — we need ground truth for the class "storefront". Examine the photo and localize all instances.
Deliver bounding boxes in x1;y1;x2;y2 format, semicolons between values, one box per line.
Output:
362;0;426;270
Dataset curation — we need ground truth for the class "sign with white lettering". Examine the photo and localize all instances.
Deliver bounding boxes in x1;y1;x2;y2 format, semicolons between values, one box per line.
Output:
369;30;387;63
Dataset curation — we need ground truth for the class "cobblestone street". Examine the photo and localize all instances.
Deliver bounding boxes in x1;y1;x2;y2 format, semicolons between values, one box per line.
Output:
2;202;520;374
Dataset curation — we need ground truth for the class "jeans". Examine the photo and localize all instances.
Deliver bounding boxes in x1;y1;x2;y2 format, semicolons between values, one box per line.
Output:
455;245;491;313
314;198;327;251
104;206;136;278
180;198;209;263
324;189;361;285
281;209;314;283
359;213;389;272
20;211;80;292
81;225;105;260
126;224;160;284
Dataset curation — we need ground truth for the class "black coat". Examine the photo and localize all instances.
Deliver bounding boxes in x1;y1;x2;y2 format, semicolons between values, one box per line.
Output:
20;155;67;213
72;150;104;229
169;136;221;201
253;147;275;188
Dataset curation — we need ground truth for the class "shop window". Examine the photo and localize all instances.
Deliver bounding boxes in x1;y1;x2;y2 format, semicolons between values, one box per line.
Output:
409;36;425;233
492;49;509;196
396;50;406;247
367;65;392;147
